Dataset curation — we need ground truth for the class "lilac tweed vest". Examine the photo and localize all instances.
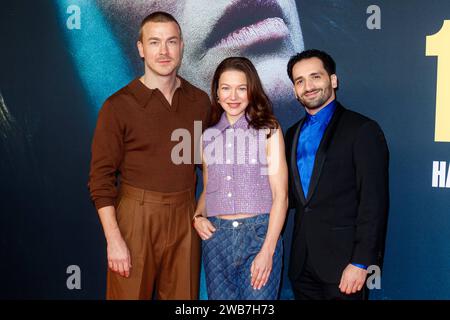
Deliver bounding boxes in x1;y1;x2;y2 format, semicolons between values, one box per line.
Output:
202;113;272;216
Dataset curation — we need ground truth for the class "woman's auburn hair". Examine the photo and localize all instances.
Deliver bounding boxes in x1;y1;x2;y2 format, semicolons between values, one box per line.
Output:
209;57;279;137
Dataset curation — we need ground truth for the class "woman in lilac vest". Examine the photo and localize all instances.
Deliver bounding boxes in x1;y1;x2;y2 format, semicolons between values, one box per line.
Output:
193;57;288;299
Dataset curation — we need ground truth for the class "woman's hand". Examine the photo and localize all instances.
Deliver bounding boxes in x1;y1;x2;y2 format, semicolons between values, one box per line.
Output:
250;248;273;290
193;215;216;240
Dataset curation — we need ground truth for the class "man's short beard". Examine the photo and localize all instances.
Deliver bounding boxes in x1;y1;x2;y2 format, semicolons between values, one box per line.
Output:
300;96;327;110
299;87;333;110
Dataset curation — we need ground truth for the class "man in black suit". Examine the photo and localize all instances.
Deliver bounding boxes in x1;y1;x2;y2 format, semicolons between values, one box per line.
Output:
285;49;389;300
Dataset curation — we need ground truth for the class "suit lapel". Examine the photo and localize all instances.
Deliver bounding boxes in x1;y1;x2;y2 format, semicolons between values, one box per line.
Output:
290;118;307;205
305;104;344;204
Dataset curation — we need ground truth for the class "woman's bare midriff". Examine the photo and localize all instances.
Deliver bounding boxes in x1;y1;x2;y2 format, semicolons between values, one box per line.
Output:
215;213;257;220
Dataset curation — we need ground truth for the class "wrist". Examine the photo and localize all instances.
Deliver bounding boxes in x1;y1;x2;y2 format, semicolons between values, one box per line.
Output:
105;227;123;243
106;232;123;244
260;243;275;256
192;213;205;226
351;263;368;270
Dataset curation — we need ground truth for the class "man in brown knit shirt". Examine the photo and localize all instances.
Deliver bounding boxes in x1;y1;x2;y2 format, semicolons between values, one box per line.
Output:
88;12;210;300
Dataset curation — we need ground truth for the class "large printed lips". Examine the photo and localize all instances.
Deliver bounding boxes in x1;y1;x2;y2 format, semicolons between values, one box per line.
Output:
204;0;289;50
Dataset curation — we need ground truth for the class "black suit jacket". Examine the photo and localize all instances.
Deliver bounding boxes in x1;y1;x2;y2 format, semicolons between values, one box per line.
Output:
285;102;389;284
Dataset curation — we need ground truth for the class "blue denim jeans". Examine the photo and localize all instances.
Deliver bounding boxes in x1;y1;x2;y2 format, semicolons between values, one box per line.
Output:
202;214;283;300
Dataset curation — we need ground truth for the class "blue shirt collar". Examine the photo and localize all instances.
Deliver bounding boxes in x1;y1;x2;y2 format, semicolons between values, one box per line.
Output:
305;100;337;125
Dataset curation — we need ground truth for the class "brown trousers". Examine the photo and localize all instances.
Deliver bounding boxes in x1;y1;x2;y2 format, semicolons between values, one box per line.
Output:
106;184;200;300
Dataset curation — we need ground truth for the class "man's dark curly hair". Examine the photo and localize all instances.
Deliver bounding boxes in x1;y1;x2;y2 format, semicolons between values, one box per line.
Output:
287;49;336;83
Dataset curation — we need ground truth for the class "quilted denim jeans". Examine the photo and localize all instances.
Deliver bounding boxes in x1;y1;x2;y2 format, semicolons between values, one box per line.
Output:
202;214;283;300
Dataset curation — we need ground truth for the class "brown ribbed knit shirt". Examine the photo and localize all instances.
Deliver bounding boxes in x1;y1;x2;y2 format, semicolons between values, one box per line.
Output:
88;77;210;210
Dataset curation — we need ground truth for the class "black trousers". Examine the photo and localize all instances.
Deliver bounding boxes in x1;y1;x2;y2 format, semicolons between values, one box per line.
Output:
291;251;367;300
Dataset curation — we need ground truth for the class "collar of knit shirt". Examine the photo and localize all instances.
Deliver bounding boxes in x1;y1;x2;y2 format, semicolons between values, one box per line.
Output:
127;76;198;108
215;112;251;132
